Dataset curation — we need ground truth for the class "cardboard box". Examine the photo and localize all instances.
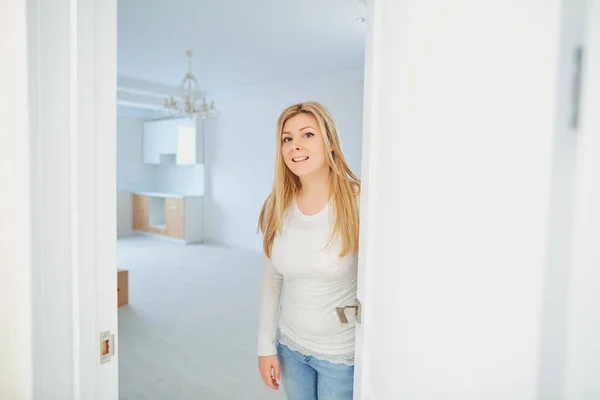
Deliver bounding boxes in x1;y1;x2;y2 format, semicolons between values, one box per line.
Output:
117;269;128;307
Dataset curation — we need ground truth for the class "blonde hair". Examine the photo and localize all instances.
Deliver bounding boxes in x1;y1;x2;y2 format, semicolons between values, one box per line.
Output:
258;101;361;258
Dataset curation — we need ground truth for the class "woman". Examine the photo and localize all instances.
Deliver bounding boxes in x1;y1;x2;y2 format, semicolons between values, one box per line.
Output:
257;101;360;400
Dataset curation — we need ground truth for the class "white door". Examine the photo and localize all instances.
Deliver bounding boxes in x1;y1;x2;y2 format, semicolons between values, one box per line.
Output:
353;0;594;398
565;1;600;396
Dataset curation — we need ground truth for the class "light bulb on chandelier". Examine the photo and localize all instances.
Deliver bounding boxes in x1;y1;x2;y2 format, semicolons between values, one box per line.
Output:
163;49;219;120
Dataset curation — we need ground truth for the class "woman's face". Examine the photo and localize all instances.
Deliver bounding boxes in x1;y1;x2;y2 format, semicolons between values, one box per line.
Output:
281;113;328;178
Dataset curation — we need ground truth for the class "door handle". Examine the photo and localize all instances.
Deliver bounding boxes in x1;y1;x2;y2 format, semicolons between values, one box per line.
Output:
570;45;584;130
336;299;362;326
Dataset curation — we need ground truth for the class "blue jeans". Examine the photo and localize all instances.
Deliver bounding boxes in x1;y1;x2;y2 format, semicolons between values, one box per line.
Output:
277;342;354;400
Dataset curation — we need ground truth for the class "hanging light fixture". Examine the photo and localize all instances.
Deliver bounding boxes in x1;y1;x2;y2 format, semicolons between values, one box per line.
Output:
163;49;218;120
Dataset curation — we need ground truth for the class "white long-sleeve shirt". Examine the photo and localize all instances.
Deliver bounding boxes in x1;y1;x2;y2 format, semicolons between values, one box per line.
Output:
257;197;358;365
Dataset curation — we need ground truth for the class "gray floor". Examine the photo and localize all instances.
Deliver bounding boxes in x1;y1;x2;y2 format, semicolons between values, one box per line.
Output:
117;236;284;400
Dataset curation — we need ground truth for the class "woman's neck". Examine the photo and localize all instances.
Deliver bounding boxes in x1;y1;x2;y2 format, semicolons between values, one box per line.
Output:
298;168;331;203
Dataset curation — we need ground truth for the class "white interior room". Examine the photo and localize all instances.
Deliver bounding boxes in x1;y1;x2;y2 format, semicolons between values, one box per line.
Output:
5;0;600;399
115;1;366;398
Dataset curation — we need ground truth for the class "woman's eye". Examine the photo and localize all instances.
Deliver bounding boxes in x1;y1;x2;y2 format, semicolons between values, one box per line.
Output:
283;137;292;143
304;132;314;138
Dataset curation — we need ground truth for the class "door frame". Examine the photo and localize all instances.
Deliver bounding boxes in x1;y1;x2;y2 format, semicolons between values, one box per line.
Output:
353;0;380;398
22;0;376;397
19;0;118;398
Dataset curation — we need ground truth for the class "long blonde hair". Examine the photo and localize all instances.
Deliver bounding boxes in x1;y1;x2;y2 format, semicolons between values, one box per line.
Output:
258;101;361;258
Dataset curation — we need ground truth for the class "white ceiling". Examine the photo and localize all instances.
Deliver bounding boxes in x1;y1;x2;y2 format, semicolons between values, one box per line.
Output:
117;0;367;92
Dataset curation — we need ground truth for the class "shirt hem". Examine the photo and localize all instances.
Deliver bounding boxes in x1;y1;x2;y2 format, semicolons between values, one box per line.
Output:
276;330;355;366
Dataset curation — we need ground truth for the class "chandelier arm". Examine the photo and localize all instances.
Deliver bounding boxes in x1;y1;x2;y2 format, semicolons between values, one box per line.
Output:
162;49;217;119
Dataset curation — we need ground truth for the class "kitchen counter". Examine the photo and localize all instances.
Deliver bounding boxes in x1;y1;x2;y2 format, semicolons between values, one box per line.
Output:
132;191;202;198
131;191;204;244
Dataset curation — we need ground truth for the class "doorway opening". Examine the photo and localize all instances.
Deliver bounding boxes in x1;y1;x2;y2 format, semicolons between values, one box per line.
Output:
115;1;367;398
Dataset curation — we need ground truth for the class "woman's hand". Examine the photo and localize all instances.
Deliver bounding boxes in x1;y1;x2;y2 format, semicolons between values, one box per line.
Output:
258;355;280;390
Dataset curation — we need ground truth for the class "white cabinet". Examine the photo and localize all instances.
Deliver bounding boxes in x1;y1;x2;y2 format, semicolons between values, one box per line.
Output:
143;117;202;165
175;119;202;165
156;119;178;155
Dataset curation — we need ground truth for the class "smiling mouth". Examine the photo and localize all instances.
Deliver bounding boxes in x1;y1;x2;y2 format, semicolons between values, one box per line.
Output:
292;156;309;163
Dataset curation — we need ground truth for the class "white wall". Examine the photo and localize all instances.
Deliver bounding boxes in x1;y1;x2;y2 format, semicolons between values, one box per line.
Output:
203;69;364;251
156;164;205;195
117;115;156;237
117;115;157;192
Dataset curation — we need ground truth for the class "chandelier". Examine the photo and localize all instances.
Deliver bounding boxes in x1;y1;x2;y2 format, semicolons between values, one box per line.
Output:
163;49;218;120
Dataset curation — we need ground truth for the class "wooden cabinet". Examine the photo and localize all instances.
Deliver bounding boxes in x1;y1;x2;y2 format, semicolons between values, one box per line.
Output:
142;118;202;165
117;269;128;307
132;192;203;244
132;194;149;231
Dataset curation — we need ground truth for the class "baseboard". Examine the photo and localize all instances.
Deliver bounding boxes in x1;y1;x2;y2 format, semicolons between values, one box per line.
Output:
117;229;135;238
